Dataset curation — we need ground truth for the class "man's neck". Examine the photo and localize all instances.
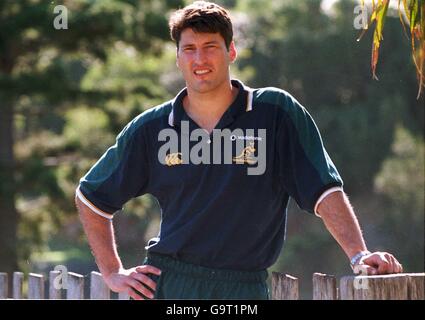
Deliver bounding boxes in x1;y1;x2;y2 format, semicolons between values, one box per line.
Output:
183;80;239;133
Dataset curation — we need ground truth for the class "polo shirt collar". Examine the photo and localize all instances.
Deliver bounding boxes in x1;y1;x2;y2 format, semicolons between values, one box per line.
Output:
168;79;253;128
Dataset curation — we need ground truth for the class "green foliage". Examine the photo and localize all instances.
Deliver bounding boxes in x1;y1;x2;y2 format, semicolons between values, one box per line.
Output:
236;0;421;191
373;125;424;271
0;0;183;273
375;125;424;218
317;97;402;191
358;0;424;98
64;107;114;155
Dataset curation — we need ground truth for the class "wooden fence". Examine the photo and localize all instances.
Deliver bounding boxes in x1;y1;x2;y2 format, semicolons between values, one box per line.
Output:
272;272;424;300
0;271;423;299
0;271;129;300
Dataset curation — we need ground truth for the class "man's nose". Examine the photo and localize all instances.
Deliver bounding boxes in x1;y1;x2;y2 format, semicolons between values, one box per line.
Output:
194;49;207;64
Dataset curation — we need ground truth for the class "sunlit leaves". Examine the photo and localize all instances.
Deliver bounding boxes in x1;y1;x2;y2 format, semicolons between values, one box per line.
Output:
361;0;424;98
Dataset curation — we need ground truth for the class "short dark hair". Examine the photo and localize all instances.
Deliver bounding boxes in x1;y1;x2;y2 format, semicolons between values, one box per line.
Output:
169;1;233;50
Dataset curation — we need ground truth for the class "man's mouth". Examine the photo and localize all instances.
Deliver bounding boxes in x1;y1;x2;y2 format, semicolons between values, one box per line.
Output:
194;69;211;75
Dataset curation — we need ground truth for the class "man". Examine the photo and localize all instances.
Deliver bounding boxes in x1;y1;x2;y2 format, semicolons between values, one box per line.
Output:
76;1;403;300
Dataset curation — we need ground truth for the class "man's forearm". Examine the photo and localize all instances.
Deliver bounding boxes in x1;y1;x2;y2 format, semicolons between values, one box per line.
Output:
317;191;368;259
75;196;123;277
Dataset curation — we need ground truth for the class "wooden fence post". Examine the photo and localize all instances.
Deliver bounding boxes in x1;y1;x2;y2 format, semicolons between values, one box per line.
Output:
13;272;24;299
271;272;299;300
339;276;354;300
118;291;130;300
28;273;45;299
355;275;408;299
49;271;62;299
340;273;425;300
0;273;8;299
90;272;110;299
406;273;425;300
67;272;84;299
313;273;337;300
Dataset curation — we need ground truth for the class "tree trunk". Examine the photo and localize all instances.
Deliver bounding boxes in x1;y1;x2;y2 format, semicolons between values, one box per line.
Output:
0;100;18;276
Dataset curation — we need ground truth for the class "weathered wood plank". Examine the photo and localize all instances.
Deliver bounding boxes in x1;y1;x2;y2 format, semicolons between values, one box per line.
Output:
406;273;425;300
13;272;24;299
339;276;354;300
313;273;337;300
118;291;130;300
28;273;45;299
0;273;8;299
340;273;425;300
90;272;110;299
271;272;299;300
49;271;62;299
354;275;408;300
67;272;84;299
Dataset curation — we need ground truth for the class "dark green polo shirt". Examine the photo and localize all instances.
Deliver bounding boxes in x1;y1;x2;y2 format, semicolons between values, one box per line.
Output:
77;79;343;270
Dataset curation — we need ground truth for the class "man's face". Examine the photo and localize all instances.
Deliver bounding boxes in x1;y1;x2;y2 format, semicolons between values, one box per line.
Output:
176;28;237;94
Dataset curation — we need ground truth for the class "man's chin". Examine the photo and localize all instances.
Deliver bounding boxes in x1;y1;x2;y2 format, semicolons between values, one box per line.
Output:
188;80;218;94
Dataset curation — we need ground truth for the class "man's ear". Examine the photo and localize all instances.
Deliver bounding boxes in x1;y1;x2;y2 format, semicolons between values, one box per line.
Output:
229;41;237;63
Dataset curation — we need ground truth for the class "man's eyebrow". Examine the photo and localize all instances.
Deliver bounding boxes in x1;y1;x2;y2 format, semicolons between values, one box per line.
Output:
204;41;219;45
181;43;195;48
181;41;220;48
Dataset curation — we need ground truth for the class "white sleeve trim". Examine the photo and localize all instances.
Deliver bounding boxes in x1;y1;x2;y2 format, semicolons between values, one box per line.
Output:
168;109;174;127
76;186;114;220
246;89;253;112
314;186;344;218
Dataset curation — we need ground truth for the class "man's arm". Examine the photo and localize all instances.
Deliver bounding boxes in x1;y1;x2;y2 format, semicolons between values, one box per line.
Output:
317;191;403;275
75;195;161;299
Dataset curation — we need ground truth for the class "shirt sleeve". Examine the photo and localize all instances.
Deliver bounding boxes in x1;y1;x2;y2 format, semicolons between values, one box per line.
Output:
76;120;150;219
277;94;343;214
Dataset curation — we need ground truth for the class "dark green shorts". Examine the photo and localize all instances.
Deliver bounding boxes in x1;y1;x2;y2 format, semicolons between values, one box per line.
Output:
143;253;270;300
